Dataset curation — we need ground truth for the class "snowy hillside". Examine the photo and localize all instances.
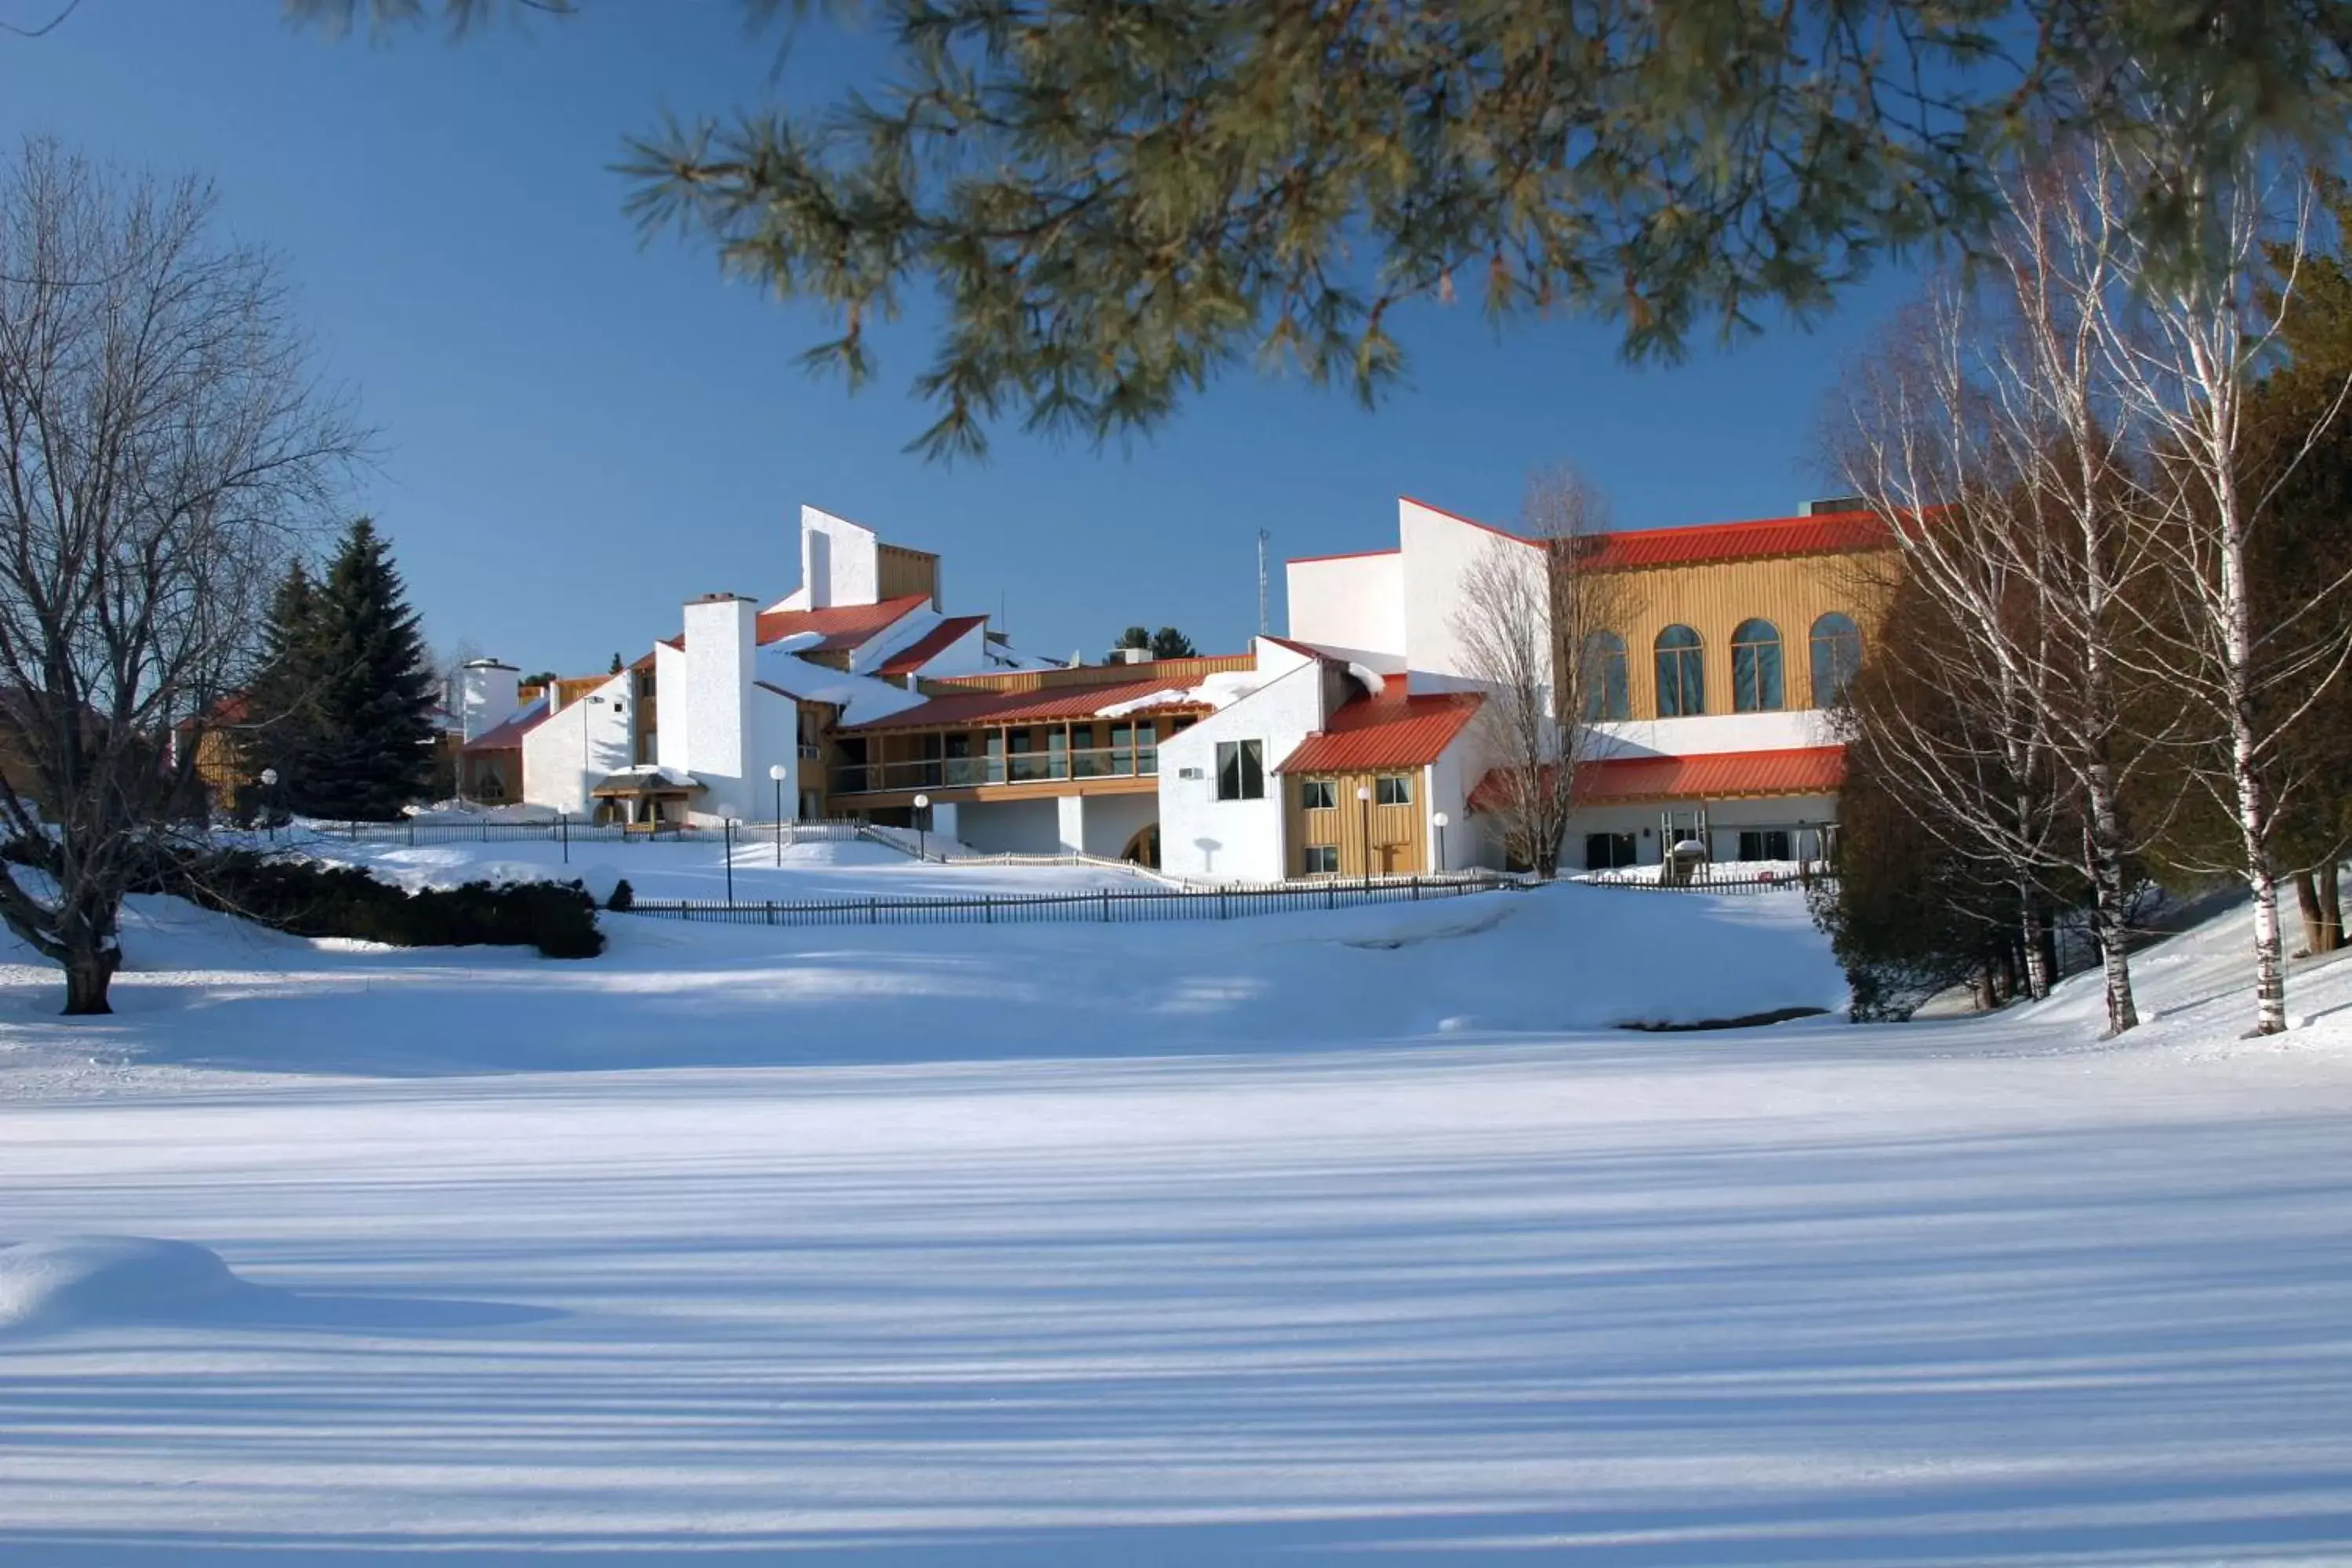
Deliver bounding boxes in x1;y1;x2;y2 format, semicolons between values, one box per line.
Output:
0;881;1841;1078
2;887;2350;1563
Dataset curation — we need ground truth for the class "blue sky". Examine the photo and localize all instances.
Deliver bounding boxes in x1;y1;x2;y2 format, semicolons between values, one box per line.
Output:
2;2;1914;674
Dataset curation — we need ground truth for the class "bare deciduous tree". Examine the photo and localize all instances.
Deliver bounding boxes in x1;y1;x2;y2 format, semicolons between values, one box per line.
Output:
0;137;361;1013
1452;466;1636;878
2100;151;2352;1037
1835;148;2186;1035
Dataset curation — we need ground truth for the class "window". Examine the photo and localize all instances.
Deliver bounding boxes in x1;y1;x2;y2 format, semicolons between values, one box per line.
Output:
1583;631;1630;721
1730;619;1784;712
1655;625;1705;717
1302;845;1340;875
1375;774;1413;806
1809;613;1862;706
1584;831;1638;869
1739;829;1792;862
1215;739;1265;800
1300;779;1336;810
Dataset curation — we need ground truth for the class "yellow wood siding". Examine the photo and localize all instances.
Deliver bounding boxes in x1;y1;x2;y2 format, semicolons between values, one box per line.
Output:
1288;770;1425;877
877;543;942;608
1601;549;1897;719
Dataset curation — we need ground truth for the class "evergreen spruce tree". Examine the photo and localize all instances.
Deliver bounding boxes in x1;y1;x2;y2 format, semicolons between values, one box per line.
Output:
241;561;325;813
297;518;438;821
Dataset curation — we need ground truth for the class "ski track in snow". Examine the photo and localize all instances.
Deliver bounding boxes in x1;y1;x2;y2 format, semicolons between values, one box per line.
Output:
0;859;2348;1563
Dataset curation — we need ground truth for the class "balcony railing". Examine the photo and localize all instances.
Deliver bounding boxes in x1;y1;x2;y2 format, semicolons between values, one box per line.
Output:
833;743;1159;796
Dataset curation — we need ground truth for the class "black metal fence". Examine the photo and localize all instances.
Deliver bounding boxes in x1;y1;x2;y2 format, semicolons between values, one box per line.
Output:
289;818;866;848
621;874;1504;928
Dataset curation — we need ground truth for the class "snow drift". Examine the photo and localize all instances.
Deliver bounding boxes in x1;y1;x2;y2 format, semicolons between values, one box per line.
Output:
0;1236;260;1334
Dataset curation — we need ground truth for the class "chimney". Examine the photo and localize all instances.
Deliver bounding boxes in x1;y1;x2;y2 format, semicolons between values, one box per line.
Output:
457;659;521;741
681;593;757;789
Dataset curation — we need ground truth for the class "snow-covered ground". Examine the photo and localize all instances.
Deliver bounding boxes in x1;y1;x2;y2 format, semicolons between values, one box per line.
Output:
2;878;2350;1563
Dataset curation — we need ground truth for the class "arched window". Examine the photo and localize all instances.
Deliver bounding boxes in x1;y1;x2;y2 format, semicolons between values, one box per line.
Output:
1581;631;1629;721
1654;625;1704;717
1809;613;1863;706
1731;619;1784;712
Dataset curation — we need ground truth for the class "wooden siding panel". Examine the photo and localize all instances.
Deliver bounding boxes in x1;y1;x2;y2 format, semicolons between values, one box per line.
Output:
1290;769;1425;877
1605;549;1897;719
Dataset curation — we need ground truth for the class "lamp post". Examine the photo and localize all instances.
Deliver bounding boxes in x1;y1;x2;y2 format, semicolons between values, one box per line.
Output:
913;793;931;862
724;817;735;904
259;768;279;844
769;763;787;866
1356;784;1373;888
1432;810;1450;875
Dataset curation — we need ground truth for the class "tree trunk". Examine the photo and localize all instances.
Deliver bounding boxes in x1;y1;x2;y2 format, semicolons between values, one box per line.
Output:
2295;867;2324;957
2020;892;2053;1000
2320;858;2343;953
61;942;118;1016
1973;957;1998;1013
2082;763;2139;1034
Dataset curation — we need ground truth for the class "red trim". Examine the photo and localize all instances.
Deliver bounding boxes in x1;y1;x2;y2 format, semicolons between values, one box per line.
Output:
1286;547;1401;567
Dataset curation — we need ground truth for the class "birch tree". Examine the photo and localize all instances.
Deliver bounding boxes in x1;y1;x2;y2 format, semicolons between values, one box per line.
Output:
1834;150;2178;1033
1452;466;1635;878
0;139;359;1013
2102;157;2352;1036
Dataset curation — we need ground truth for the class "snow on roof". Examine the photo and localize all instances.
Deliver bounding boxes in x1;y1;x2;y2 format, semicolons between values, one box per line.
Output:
754;648;929;725
876;615;989;677
846;673;1227;732
460;694;551;753
591;764;703;794
1095;667;1266;719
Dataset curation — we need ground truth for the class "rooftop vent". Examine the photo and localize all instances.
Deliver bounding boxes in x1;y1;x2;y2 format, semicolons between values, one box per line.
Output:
1802;495;1867;517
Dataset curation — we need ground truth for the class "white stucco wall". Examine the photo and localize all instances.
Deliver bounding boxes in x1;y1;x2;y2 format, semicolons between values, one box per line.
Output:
1583;710;1835;760
1284;551;1407;673
775;505;881;612
679;595;758;824
519;672;634;817
1157;661;1330;883
1066;791;1157;860
728;684;801;826
456;660;520;742
1423;731;1495;873
1398;497;1546;695
958;797;1062;855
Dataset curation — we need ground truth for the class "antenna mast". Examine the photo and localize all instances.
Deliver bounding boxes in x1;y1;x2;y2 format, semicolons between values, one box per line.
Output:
1257;528;1271;636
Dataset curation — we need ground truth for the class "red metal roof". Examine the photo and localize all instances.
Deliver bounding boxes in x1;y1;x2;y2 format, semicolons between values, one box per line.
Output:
1581;511;1891;571
875;615;988;677
1276;689;1483;774
461;696;553;754
846;674;1218;732
1471;745;1847;809
754;595;928;652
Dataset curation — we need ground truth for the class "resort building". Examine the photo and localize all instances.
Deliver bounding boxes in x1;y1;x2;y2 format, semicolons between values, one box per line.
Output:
1287;495;1893;873
456;491;1891;880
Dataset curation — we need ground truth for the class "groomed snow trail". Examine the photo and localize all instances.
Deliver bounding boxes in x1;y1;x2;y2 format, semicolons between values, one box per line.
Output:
0;884;2349;1563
